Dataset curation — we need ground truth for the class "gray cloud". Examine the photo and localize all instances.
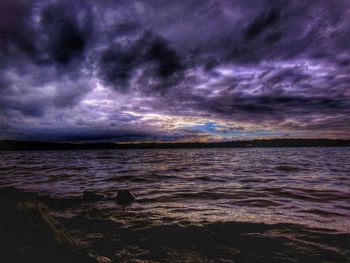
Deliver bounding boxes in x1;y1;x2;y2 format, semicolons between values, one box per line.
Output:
0;0;349;141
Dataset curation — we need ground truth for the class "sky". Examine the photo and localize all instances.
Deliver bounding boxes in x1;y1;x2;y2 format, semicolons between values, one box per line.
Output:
0;0;349;142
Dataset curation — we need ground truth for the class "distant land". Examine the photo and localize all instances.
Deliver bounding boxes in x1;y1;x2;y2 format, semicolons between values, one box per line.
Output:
0;139;349;150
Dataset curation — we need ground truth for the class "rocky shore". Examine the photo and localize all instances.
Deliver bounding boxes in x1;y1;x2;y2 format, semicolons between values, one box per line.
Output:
0;187;111;263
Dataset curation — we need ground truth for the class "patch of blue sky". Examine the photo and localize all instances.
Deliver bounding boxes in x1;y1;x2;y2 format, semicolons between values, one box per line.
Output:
191;122;287;138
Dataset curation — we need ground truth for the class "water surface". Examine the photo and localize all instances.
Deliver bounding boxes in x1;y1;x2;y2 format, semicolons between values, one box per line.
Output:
0;148;349;262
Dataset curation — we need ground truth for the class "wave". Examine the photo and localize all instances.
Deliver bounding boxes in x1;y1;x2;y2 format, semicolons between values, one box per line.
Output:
1;186;349;262
68;214;350;263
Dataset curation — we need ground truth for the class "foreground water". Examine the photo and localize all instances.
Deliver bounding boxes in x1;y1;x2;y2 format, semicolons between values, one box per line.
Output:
0;147;349;262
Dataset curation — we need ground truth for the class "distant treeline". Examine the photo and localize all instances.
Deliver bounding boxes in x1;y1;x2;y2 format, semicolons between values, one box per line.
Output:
0;139;349;151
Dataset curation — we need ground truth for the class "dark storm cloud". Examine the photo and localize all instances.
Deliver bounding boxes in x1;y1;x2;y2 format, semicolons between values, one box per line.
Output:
0;0;94;121
245;8;281;40
35;0;92;64
199;94;349;119
0;125;158;142
98;31;183;90
0;0;349;141
0;0;92;64
0;0;35;57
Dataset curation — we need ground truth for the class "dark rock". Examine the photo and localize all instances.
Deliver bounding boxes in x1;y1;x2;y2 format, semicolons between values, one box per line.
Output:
83;190;106;202
115;190;136;205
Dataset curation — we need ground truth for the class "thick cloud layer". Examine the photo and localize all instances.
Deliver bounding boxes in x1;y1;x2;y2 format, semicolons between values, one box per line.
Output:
0;0;349;142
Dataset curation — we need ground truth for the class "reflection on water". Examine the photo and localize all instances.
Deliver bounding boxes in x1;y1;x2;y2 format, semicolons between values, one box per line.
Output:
0;147;349;262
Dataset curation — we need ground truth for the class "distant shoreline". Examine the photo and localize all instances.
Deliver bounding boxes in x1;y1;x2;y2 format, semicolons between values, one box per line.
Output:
0;139;349;151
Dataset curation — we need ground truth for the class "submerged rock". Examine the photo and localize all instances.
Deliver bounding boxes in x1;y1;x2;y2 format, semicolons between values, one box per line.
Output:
115;190;136;205
83;191;106;202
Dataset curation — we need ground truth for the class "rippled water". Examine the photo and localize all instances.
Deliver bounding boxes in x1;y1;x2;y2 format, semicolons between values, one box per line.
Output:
0;147;349;262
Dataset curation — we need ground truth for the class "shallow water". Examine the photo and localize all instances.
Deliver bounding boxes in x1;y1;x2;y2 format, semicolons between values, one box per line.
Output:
0;147;349;262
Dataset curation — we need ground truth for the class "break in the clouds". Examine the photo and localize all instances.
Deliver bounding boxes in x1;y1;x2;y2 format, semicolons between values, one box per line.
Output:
0;0;349;142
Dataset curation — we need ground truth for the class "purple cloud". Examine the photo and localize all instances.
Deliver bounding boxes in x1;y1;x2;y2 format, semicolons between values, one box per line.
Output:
0;0;349;141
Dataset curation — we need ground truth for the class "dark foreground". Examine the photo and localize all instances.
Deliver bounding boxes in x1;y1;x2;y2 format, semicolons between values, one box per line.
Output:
1;187;349;263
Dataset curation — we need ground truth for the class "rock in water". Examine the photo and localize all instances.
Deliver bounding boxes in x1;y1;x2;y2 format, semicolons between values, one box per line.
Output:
83;190;105;202
115;190;136;205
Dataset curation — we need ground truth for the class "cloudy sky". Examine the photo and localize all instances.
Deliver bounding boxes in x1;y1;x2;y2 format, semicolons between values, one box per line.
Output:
0;0;349;142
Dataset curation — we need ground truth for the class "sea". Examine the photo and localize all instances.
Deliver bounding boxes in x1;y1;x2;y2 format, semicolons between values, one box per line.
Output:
0;147;349;262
